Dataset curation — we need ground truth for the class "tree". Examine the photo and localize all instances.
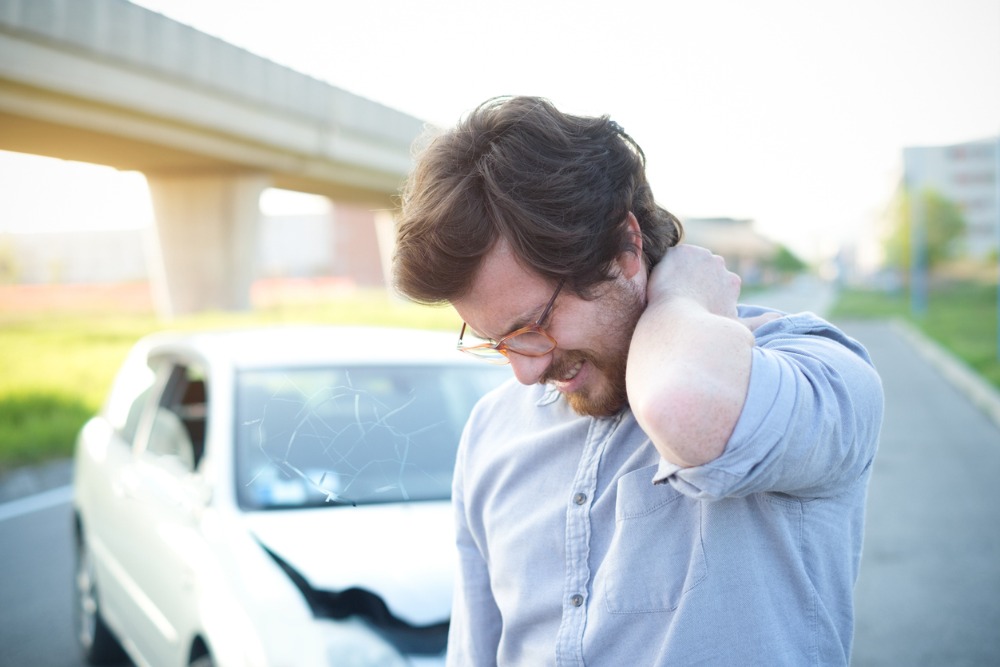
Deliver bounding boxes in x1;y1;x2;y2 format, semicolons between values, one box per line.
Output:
770;245;808;274
884;188;967;275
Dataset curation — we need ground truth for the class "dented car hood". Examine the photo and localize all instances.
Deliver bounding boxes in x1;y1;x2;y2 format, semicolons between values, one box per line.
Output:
243;500;455;626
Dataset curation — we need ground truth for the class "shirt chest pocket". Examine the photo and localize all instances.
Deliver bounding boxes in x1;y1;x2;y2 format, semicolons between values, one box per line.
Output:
599;464;707;614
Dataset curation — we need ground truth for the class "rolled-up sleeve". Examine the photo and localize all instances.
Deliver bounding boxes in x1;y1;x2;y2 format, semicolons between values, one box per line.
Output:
654;312;884;499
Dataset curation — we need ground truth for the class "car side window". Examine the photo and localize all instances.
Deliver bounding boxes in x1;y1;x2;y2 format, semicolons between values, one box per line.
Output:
146;407;195;470
142;362;209;473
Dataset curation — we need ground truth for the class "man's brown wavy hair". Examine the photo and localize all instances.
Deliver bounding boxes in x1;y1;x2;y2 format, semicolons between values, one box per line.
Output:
393;96;683;304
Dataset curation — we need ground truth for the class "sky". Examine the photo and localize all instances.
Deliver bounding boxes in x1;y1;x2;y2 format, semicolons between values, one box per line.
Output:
3;0;999;263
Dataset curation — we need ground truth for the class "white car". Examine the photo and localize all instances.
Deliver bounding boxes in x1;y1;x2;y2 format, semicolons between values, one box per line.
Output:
72;326;507;667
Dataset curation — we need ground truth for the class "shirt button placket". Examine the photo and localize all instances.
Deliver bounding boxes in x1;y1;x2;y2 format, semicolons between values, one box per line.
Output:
569;491;587;614
556;417;618;666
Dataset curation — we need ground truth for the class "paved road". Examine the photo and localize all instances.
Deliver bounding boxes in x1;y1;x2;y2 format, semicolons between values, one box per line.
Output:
1;283;998;665
0;493;88;667
842;320;1000;667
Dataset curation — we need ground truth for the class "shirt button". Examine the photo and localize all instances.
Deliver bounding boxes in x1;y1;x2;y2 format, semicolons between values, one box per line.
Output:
570;594;584;607
573;492;587;505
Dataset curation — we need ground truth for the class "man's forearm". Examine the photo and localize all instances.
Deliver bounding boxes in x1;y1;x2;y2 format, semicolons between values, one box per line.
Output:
626;297;754;468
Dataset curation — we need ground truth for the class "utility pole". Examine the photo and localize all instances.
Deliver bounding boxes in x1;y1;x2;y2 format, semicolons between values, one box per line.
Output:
910;190;928;319
905;149;928;319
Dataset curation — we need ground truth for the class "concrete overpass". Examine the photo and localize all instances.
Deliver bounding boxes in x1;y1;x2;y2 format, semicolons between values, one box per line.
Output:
0;0;427;316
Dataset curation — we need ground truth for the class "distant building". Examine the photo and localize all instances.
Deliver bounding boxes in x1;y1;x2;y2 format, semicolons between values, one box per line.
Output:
2;206;385;287
1;228;149;284
903;137;999;259
681;217;779;285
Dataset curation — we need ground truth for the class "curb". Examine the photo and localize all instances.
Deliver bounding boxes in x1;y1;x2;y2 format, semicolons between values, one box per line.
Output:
890;318;1000;431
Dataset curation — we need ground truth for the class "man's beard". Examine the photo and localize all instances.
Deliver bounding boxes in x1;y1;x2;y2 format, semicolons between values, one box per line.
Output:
543;278;646;418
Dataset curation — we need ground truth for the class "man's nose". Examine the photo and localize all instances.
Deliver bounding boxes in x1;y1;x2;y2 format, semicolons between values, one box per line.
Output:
507;352;552;386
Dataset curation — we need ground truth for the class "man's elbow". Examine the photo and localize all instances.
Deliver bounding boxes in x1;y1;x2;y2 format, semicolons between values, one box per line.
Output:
629;382;738;468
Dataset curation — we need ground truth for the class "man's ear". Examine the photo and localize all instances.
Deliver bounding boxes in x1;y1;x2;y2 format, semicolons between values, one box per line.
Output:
616;211;644;279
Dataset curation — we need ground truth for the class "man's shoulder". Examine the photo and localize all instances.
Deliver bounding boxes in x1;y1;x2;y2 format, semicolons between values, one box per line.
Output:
738;304;876;370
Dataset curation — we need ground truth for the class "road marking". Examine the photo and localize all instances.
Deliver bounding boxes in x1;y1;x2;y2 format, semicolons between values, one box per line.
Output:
0;485;73;522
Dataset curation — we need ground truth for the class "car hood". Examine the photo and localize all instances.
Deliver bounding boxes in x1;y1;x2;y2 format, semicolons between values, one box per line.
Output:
243;501;455;626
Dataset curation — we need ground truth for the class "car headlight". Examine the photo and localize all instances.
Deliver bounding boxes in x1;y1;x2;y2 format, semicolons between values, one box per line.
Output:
325;618;409;667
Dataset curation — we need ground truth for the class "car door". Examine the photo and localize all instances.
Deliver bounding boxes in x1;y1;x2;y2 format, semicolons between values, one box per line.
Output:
111;358;212;666
82;346;158;640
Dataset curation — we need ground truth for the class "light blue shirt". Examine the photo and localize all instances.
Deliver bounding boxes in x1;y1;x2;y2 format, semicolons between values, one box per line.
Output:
447;309;884;666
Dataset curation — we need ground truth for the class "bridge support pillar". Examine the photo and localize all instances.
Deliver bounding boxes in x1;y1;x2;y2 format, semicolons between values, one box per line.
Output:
146;171;269;318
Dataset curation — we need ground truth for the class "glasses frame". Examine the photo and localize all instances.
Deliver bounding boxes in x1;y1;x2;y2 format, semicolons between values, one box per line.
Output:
457;279;565;364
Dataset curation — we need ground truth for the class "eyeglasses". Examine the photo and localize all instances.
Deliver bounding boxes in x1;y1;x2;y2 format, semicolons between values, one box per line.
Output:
457;279;564;364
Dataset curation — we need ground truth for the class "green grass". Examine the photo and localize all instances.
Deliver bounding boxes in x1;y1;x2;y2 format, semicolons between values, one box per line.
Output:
830;280;1000;391
0;291;461;471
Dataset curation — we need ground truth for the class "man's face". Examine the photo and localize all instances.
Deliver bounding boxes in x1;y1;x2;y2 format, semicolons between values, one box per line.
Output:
453;241;646;418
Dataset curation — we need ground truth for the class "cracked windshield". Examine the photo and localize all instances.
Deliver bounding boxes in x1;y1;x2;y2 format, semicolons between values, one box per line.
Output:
236;365;505;509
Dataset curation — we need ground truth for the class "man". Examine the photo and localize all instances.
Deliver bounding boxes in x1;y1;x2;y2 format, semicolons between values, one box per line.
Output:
393;96;883;666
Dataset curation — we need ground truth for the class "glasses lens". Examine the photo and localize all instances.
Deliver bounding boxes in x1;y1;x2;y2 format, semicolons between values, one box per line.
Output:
505;330;555;355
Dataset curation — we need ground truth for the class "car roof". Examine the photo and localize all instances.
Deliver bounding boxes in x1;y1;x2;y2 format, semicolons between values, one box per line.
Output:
136;325;475;369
